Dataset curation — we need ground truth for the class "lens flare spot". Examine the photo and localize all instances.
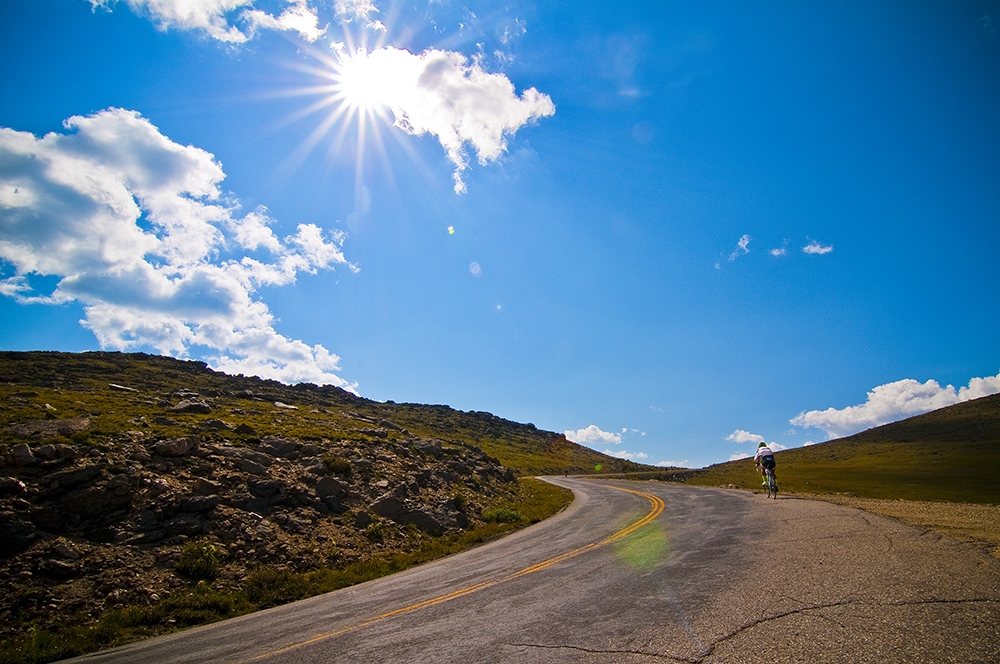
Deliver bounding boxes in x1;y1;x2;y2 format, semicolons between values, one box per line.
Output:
614;520;669;571
448;226;455;234
469;262;482;277
595;464;602;472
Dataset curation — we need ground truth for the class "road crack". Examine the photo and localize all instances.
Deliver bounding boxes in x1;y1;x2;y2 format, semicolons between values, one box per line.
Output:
699;597;999;661
509;642;699;662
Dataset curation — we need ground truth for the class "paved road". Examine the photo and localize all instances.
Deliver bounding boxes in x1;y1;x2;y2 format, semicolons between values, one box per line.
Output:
66;478;1000;663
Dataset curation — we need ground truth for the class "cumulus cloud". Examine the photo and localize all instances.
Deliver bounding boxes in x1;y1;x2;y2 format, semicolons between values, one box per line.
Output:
726;429;765;445
90;0;324;43
337;46;555;194
729;452;751;461
602;449;648;460
656;460;690;468
244;0;326;41
790;372;1000;439
0;108;355;387
802;240;833;255
564;424;622;445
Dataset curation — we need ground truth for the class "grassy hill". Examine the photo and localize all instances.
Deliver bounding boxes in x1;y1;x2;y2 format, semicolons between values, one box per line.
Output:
673;394;1000;504
0;350;650;476
0;350;658;663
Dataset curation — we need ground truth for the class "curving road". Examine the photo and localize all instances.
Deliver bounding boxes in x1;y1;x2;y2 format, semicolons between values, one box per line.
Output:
66;478;1000;663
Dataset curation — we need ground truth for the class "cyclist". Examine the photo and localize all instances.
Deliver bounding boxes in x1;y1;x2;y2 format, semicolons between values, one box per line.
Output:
754;441;776;486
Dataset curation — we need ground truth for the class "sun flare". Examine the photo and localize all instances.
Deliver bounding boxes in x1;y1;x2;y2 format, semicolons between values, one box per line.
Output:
331;48;390;119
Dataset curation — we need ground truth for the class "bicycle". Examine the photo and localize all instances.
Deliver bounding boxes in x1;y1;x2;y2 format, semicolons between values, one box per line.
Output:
763;467;778;499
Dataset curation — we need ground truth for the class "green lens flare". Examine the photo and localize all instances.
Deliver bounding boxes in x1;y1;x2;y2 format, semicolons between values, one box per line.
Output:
614;520;669;572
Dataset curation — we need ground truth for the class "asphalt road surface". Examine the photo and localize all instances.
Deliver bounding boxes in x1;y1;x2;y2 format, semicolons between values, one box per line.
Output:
65;478;1000;663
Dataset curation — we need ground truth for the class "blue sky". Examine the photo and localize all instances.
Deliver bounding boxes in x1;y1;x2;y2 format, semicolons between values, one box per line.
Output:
2;0;998;468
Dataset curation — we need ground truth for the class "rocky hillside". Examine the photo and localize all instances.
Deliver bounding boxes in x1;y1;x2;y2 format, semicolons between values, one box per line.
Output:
0;351;642;657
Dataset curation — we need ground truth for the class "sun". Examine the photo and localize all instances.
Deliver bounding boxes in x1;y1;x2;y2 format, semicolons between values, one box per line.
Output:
330;47;391;121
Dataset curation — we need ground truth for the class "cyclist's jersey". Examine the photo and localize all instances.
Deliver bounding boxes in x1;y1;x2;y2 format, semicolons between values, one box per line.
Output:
754;446;773;461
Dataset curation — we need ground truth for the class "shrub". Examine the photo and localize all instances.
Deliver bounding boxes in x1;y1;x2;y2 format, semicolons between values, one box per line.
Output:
364;523;384;541
482;508;523;523
242;567;309;607
323;455;352;478
174;541;221;581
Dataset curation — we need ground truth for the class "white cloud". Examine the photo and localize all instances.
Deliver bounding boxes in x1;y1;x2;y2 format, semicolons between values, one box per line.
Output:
790;372;1000;439
656;460;690;468
333;0;384;31
0;108;356;388
244;0;326;42
770;238;790;256
729;234;751;261
338;46;555;194
90;0;324;43
729;452;751;461
769;442;788;451
726;429;765;445
802;240;833;255
602;449;648;460
564;424;622;445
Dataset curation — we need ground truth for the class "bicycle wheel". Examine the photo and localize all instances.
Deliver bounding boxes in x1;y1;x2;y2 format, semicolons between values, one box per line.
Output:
769;471;778;499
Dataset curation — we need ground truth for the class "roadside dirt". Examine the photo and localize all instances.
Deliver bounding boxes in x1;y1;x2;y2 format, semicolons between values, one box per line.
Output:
797;492;1000;558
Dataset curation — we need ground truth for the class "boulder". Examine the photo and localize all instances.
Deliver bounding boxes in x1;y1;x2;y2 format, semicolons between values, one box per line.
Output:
154;436;200;457
54;444;82;459
354;511;372;528
400;510;443;533
61;483;133;517
6;417;90;441
34;444;56;460
179;495;220;513
263;438;298;457
52;540;82;560
193;478;223;495
12;444;38;467
198;419;233;431
413;439;442;458
48;464;103;490
169;400;212;414
369;495;405;519
316;476;348;499
236;449;274;466
238;459;268;475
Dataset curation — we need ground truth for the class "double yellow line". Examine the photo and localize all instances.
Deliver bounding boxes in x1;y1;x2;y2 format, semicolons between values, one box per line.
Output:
245;484;665;662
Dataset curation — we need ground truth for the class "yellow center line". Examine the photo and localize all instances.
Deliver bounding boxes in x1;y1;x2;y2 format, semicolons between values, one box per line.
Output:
241;483;664;662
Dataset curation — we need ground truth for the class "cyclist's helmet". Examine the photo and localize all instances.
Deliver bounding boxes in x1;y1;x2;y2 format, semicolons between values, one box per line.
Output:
758;442;767;448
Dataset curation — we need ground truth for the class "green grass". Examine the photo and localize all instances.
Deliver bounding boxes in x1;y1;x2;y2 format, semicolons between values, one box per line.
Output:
0;479;572;664
632;394;1000;505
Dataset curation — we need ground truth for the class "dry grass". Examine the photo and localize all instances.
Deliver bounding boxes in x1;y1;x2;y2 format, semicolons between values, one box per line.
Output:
801;494;1000;558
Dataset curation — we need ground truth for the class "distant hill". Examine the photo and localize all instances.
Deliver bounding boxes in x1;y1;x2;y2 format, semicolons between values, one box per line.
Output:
677;393;1000;504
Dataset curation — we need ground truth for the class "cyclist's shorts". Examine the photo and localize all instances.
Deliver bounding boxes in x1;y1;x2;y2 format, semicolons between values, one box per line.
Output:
760;455;775;470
